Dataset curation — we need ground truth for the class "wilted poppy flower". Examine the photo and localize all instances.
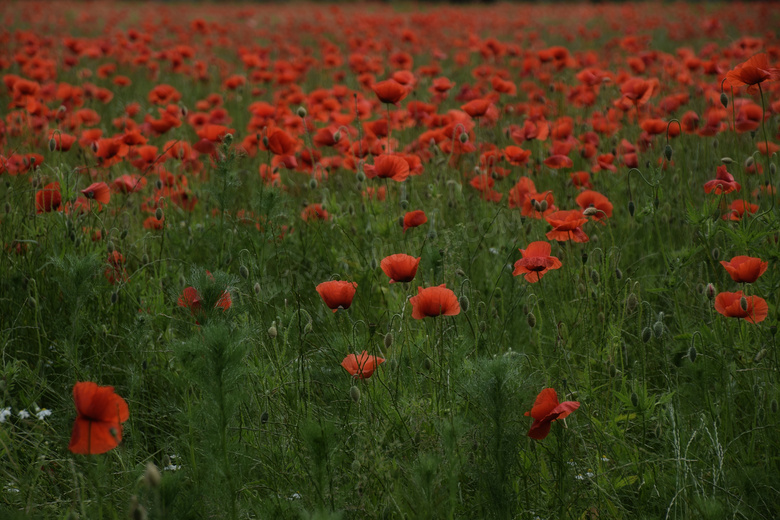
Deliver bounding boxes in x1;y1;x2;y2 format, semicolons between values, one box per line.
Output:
714;291;768;323
81;182;111;205
726;53;780;89
720;256;768;283
69;382;130;455
372;79;408;105
341;351;385;379
36;182;61;213
403;210;427;232
545;210;589;243
525;388;580;440
513;242;562;283
380;254;421;283
703;165;741;194
316;280;357;312
409;284;460;319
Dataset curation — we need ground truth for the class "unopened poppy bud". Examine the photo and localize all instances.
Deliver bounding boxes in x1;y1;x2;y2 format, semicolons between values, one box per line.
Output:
630;392;639;408
350;386;361;403
526;312;536;328
27;296;37;309
745;156;754;168
459;295;470;313
740;297;748;311
239;265;249;279
351;459;361;473
720;92;728;108
297;106;307;118
267;324;277;338
309;178;318;189
583;207;599;217
260;411;269;424
626;293;638;313
144;462;162;488
4;203;10;214
688;345;697;363
770;163;776;175
479;320;487;333
332;130;341;143
721;157;734;164
711;248;720;261
706;283;716;299
262;136;269;148
224;253;232;266
652;321;664;338
628;200;635;217
577;283;586;295
590;269;600;285
153;206;163;221
107;240;115;253
532;199;542;212
111;291;118;304
356;170;366;182
384;332;394;349
615;267;623;280
120;229;128;240
539;199;548;212
155;179;163;190
49;137;57;152
459;132;468;144
754;348;767;362
427;230;437;240
664;144;673;161
91;141;99;154
642;327;652;343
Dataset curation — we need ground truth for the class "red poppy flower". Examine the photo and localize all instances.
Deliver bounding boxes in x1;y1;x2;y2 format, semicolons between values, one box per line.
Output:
36;182;61;213
68;382;130;455
380;254;421;283
714;291;768;324
316;280;357;312
620;77;654;106
726;53;780;89
543;155;573;169
372;79;408;105
723;199;758;221
524;388;580;440
81;182;111;205
720;256;768;283
341;351;385;379
112;174;146;194
177;286;232;315
403;210;427;232
576;190;613;223
545;210;589;243
409;284;460;319
301;204;329;222
104;251;127;285
513;242;562;283
267;128;298;156
364;154;410;182
461;98;492;118
703;165;740;195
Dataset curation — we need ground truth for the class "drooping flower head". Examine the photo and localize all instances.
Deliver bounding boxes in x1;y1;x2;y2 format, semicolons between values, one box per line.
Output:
69;382;130;455
524;388;580;440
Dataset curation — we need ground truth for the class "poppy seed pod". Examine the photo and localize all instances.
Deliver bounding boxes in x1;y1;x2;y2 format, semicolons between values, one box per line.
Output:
350;386;361;403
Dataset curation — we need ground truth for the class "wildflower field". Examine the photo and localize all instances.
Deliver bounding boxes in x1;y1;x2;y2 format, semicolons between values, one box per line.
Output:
2;1;780;518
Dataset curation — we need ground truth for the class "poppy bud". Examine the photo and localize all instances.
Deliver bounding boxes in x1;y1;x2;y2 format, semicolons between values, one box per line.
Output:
664;144;673;161
720;92;728;108
721;157;734;164
642;327;652;343
120;229;128;240
539;199;548;212
155;179;163;190
706;283;716;299
652;321;664;338
49;137;57;152
628;201;635;217
27;296;37;309
532;199;542;212
740;297;748;311
577;283;586;295
262;136;269;148
710;248;719;261
384;332;394;349
590;269;600;285
297;106;307;118
423;358;432;371
144;462;162;488
333;131;341;143
583;207;599;217
111;291;118;304
351;460;361;473
630;392;639;408
260;411;269;424
107;240;115;254
268;324;277;338
309;178;318;189
91;141;99;154
479;320;487;333
625;293;638;313
615;268;623;280
754;348;767;362
745;156;754;168
239;265;249;279
459;295;470;313
349;385;361;403
4;203;10;214
356;170;366;182
688;345;697;363
526;312;536;328
459;132;468;144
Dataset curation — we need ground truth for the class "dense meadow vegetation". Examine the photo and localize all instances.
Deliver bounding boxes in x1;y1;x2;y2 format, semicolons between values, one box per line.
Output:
1;1;779;518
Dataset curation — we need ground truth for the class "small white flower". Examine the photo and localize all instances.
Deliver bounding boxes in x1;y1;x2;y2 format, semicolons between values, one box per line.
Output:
36;409;52;421
163;465;181;471
575;474;585;481
601;455;610;462
288;493;301;500
0;408;11;423
18;410;30;420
